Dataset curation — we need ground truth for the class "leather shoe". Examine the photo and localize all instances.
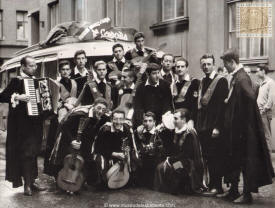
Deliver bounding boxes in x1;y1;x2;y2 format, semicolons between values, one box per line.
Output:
201;188;220;197
221;191;241;201
233;193;253;204
32;182;47;191
24;185;32;196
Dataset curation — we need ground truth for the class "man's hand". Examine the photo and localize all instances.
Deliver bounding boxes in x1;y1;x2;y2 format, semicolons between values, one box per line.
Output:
16;94;30;103
139;63;148;74
112;152;125;160
211;128;220;138
71;140;81;150
186;120;194;131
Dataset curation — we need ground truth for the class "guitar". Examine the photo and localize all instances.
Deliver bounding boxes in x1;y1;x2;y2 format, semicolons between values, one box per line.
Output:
57;117;89;193
130;43;167;66
106;138;131;189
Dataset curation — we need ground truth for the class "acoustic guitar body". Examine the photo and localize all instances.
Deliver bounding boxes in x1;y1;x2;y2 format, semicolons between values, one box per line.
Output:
57;154;85;192
106;162;130;189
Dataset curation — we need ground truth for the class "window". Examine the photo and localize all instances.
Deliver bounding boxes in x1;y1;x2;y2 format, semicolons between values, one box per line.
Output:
74;0;87;21
0;11;3;39
49;2;59;29
228;1;269;59
16;11;28;40
162;0;185;21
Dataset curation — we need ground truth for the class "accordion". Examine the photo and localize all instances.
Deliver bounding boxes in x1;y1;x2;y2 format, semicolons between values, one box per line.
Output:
23;78;59;116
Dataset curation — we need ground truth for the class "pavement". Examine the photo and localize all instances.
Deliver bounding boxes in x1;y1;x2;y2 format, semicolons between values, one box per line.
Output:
0;130;274;208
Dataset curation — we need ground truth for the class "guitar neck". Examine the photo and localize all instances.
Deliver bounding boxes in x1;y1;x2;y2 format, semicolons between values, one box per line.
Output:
76;117;90;142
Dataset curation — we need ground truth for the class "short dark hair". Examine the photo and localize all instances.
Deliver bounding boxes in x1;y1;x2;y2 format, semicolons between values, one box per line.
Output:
176;57;189;68
74;50;87;60
94;97;108;108
220;49;239;64
21;55;34;67
257;64;270;74
123;68;136;82
146;63;161;75
134;32;145;42
111;109;125;119
112;43;124;52
59;60;71;71
174;108;190;122
161;53;174;63
143;111;156;121
200;54;215;65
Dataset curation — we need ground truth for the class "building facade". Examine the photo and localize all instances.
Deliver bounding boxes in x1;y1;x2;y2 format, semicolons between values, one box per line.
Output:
0;0;38;65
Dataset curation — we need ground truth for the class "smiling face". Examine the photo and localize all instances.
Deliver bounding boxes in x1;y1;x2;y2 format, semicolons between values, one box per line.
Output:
94;103;107;119
200;58;215;75
22;57;37;76
112;112;125;131
113;46;124;61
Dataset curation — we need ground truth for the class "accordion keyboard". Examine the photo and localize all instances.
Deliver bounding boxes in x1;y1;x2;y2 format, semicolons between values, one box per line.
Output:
24;79;39;116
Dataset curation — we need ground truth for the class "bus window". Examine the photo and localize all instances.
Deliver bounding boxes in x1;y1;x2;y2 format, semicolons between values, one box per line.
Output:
34;63;42;78
44;61;57;80
8;68;17;80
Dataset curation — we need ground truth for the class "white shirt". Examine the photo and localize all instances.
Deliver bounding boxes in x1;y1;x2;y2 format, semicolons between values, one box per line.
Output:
113;57;126;63
145;79;160;87
74;66;89;77
257;76;275;112
175;124;187;134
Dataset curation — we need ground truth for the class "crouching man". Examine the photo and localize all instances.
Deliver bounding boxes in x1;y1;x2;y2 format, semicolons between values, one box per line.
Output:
93;110;137;189
135;112;163;188
154;108;204;195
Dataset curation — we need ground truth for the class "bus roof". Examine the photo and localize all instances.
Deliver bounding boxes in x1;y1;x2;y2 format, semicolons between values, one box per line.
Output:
0;40;137;72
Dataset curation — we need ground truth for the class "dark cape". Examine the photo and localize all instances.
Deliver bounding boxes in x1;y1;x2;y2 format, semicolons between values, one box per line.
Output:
154;128;204;194
46;106;109;178
0;78;43;188
223;68;274;192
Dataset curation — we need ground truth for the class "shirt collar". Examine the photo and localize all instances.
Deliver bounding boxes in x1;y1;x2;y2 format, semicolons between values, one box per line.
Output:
143;127;156;134
111;123;124;132
261;76;271;86
113;57;126;63
124;83;135;90
145;79;159;87
135;47;145;52
176;73;191;83
94;75;107;84
161;68;173;77
175;124;187;134
74;66;88;77
88;107;95;118
230;64;243;76
20;70;35;78
208;70;216;80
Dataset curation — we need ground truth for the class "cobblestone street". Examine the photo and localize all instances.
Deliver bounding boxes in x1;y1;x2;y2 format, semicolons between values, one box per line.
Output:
0;130;274;208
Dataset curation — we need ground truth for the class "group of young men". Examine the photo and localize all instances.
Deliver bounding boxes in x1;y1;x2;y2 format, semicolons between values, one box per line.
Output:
0;32;274;205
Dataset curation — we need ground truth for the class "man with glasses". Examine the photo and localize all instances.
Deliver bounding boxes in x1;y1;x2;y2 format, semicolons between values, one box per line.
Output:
49;98;110;187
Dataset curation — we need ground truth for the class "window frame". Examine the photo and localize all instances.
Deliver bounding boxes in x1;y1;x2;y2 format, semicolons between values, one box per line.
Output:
16;11;28;41
161;0;186;22
227;0;269;62
48;1;59;30
0;10;3;39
